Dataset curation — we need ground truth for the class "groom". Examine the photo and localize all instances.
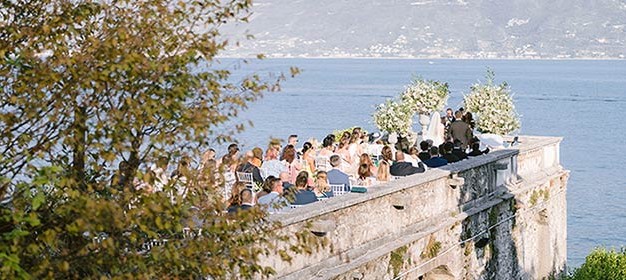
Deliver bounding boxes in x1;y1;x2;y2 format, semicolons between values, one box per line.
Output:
449;111;473;150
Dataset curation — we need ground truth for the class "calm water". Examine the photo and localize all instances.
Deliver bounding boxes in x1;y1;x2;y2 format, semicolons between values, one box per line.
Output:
218;58;626;267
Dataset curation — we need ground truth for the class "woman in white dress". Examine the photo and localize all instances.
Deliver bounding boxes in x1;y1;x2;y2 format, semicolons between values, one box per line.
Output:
425;112;445;147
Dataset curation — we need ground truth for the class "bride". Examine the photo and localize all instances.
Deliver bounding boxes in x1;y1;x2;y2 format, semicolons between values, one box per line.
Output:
424;112;445;147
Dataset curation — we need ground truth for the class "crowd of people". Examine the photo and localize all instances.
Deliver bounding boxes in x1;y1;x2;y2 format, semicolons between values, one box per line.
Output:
136;108;491;214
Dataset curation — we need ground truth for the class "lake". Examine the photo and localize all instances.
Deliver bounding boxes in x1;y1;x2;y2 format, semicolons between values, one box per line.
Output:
218;58;626;267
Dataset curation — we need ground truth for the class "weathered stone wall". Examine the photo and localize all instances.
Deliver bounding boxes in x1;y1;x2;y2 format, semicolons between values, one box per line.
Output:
264;136;568;280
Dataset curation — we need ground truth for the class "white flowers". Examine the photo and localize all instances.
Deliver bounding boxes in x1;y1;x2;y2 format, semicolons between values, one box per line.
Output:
463;73;521;135
373;99;413;134
373;78;449;134
401;79;449;114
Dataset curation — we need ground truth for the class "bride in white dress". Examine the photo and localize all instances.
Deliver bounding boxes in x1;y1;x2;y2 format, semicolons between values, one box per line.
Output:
424;112;445;147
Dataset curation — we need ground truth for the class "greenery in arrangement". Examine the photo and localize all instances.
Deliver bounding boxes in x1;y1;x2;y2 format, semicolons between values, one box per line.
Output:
400;78;450;114
373;99;414;134
0;1;321;279
463;71;521;135
563;248;626;280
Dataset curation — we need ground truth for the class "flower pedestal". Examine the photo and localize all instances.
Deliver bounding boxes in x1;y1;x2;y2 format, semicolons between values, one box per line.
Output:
418;113;431;139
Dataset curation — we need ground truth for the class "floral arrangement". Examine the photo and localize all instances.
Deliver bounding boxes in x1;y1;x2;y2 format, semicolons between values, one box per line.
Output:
400;78;450;114
373;99;413;134
463;73;521;135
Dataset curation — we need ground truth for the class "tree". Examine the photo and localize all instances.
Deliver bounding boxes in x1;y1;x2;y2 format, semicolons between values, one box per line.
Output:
0;0;317;278
564;248;626;280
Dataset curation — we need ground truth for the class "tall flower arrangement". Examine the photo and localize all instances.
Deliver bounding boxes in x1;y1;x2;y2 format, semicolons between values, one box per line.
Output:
400;78;450;114
463;72;521;135
373;99;413;134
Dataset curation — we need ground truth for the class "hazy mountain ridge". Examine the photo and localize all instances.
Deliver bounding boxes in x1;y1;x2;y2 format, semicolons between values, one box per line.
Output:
222;0;626;59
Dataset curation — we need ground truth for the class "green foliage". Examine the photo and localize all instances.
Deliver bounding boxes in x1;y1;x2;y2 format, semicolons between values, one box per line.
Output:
0;0;316;278
566;248;626;280
389;245;408;278
463;70;521;135
420;235;441;259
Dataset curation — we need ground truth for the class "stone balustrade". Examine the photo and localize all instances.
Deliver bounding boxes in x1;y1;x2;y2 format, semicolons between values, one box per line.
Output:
262;136;568;279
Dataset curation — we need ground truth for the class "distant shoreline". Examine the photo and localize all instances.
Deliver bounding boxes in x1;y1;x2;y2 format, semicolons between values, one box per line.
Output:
217;55;626;61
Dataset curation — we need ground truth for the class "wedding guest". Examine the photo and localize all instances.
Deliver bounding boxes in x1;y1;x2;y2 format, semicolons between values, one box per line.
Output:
236;148;263;184
390;151;425;177
381;145;394;164
257;176;290;213
291;171;318;205
445;108;455;123
442;142;461;163
200;148;217;169
281;145;301;183
280;135;299;160
357;163;375;186
418;141;431;161
228;188;254;214
463;111;476;129
423;146;448;168
316;135;335;172
377;160;391;182
313;171;333;198
226;182;246;212
451;140;469;161
221;143;240;165
359;153;378;175
327;155;351;191
260;147;286;178
336;138;353;173
468;142;490;157
301;142;316;176
449;111;473;150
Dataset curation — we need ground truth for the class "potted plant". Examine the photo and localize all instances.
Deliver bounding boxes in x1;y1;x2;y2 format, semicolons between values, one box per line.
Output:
400;78;450;135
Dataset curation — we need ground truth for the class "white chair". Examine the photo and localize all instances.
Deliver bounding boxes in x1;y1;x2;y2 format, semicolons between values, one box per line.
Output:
315;157;330;172
236;172;254;188
329;184;347;196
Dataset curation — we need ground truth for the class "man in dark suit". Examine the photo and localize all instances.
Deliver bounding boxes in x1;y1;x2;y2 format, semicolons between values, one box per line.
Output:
441;142;461;163
468;142;490;157
449;111;473;150
423;146;448;168
390;151;425;177
227;189;255;214
451;140;469;161
327;155;350;191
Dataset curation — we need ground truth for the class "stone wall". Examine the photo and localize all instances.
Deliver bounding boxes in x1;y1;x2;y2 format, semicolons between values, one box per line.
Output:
264;136;568;280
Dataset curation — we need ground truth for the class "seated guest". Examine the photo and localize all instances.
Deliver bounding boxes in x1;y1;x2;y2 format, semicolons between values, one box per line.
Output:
313;171;333;198
291;171;318;205
227;188;254;214
359;153;377;175
357;163;376;186
257;176;290;213
327;155;351;191
260;147;286;178
381;145;394;164
418;141;431;161
442;142;461;164
423;146;448;168
468;142;490;157
377;160;391;182
390;151;425;177
451;140;469;161
226;182;246;212
236;148;264;184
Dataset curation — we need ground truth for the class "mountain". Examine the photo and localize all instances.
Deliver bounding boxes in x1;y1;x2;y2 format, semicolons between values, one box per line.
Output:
221;0;626;59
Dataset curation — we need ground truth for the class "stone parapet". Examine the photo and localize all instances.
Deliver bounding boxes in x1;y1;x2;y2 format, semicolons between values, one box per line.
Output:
264;136;568;279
